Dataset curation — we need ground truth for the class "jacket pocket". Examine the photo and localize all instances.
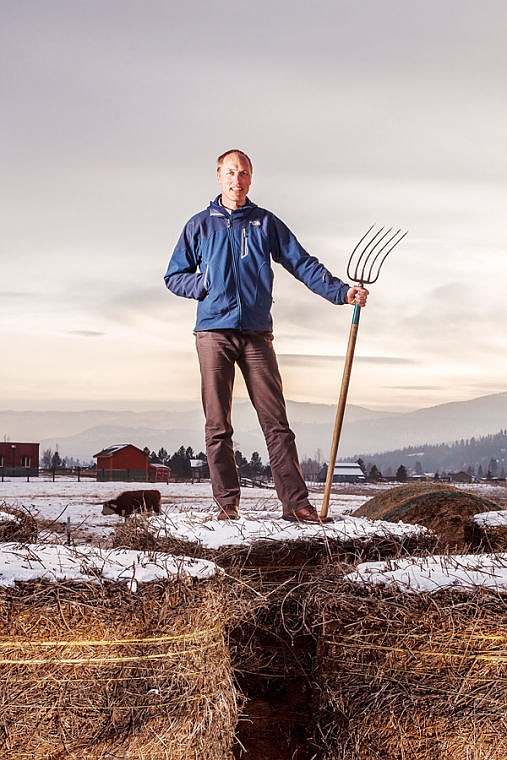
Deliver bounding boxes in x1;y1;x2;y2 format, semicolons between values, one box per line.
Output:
199;264;235;318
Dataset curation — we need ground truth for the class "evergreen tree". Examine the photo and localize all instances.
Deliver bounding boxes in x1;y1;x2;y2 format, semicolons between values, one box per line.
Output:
396;465;408;482
158;447;169;464
169;446;192;478
234;450;248;470
249;451;263;477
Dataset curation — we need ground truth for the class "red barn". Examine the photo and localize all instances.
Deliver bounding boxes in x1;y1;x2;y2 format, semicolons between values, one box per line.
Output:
94;444;149;482
0;442;39;477
149;463;171;483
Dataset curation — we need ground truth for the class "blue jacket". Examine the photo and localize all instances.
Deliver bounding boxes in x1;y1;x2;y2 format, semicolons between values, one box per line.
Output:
164;197;350;331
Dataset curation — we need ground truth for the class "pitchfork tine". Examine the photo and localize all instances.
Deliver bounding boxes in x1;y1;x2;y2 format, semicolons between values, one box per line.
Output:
347;225;407;285
348;225;385;283
366;228;408;284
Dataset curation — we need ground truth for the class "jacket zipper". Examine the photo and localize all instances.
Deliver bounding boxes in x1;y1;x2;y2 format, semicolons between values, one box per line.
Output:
241;227;249;258
227;218;243;326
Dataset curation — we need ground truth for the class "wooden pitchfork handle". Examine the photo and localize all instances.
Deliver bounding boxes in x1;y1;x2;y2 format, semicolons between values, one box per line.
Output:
320;302;361;519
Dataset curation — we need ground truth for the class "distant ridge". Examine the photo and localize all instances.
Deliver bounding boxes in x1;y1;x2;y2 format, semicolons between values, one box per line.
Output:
1;391;506;463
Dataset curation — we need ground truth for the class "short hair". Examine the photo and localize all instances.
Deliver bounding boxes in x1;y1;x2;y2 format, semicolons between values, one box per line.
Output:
217;149;253;173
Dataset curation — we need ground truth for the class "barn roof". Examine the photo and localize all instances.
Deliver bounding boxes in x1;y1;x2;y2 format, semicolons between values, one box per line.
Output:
334;463;365;473
93;443;146;458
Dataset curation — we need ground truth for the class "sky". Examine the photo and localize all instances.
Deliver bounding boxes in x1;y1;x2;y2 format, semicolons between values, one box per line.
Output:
2;0;507;413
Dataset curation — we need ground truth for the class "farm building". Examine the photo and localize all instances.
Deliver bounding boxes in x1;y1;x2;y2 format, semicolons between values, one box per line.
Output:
0;441;39;477
95;444;172;482
149;463;171;482
190;458;209;480
318;461;366;483
94;444;150;482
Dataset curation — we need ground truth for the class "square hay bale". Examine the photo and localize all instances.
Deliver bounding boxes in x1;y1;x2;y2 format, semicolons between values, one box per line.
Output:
0;505;37;543
465;510;507;552
112;511;437;569
311;553;507;760
111;513;435;682
0;543;240;760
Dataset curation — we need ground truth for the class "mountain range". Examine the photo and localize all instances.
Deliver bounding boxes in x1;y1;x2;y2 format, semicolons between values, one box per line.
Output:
1;391;507;465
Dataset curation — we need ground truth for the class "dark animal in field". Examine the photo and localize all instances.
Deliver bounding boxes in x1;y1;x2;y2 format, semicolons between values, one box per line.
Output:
102;490;162;517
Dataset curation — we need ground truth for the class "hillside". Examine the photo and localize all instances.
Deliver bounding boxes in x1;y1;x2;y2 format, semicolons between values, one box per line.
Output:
1;391;507;464
353;429;507;477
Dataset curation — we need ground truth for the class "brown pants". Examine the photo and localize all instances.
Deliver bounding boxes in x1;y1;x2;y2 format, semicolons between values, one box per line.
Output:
195;330;310;513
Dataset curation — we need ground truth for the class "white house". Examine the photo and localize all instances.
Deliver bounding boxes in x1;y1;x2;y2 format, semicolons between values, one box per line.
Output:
319;462;366;483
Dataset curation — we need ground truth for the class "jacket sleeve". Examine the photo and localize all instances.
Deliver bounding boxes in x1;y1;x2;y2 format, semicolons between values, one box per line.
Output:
164;218;207;301
269;215;350;305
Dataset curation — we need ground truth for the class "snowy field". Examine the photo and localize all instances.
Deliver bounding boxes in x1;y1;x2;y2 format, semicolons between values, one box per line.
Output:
0;478;391;587
2;478;507;592
0;477;381;545
0;477;505;547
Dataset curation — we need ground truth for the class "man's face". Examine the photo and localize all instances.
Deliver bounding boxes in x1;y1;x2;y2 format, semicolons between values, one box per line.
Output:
217;153;252;209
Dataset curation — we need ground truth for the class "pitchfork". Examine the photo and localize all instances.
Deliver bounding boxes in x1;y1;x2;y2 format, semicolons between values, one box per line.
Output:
320;225;408;519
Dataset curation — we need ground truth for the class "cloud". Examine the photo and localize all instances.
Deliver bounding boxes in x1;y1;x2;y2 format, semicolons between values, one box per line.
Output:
3;0;507;412
0;291;34;301
66;330;105;337
386;385;442;391
278;354;419;366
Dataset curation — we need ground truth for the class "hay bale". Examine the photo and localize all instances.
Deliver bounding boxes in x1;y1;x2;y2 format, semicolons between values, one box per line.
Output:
113;510;436;567
112;511;435;759
353;483;501;549
310;553;507;760
464;510;507;552
111;512;436;680
0;505;37;543
0;543;239;760
112;512;436;683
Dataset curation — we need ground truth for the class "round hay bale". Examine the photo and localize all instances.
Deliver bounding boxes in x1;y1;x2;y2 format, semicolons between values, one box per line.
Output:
0;505;37;543
309;560;507;760
464;510;507;552
352;483;501;549
0;543;240;760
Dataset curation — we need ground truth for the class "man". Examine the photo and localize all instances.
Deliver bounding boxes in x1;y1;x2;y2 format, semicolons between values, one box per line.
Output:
164;149;368;522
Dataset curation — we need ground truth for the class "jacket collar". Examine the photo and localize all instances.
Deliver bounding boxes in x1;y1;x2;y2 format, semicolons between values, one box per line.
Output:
208;195;257;219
